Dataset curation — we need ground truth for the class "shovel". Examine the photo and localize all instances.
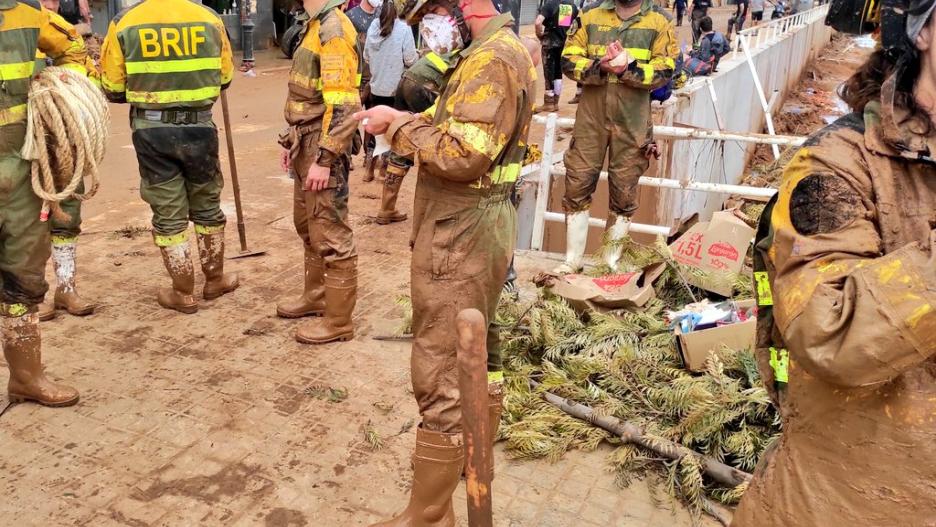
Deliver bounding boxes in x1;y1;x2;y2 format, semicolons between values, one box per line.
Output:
220;91;266;259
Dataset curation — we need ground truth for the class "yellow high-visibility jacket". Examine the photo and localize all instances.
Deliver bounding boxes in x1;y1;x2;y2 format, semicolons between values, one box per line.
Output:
0;0;87;128
100;0;234;109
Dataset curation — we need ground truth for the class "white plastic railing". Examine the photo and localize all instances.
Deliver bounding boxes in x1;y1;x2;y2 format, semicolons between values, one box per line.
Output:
731;4;830;60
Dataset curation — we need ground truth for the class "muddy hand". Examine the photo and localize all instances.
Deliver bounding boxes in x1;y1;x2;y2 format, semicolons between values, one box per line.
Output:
280;149;291;172
354;106;408;136
304;164;330;192
643;141;661;160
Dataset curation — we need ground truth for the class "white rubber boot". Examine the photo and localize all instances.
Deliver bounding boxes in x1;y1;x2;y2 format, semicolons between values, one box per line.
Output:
604;214;632;271
553;211;590;274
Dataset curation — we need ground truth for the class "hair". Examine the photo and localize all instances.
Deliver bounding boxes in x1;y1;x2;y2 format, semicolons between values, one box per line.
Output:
839;48;924;116
700;16;713;33
379;0;398;37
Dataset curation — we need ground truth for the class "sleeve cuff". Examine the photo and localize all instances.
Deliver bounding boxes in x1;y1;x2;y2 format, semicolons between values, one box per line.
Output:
315;148;338;168
387;113;417;150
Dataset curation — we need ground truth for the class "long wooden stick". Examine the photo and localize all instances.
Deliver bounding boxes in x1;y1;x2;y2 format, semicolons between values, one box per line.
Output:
531;381;752;487
457;309;494;527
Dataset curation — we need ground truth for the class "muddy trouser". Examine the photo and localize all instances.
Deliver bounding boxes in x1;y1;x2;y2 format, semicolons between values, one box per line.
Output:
691;8;707;42
562;83;650;217
410;175;516;433
51;183;83;242
0;122;50;309
131;123;227;239
543;45;563;91
676;5;685;24
292;133;356;264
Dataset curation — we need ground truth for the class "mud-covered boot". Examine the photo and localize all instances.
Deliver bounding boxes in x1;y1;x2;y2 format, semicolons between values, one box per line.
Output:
569;88;582;104
196;226;240;300
553;211;590;274
377;163;409;225
51;238;95;316
276;248;326;318
295;258;356;344
37;302;56;322
156;237;198;314
370;427;464;527
603;214;632;271
2;309;79;407
535;93;559;113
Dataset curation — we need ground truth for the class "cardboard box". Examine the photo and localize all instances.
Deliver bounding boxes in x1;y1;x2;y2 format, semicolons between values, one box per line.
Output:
674;300;756;372
543;263;666;314
668;211;756;297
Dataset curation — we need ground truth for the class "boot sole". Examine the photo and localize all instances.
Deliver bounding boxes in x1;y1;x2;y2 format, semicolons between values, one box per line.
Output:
38;311;57;322
55;304;95;317
204;282;240;300
275;308;325;319
157;299;199;314
8;393;80;408
295;332;354;345
375;216;407;225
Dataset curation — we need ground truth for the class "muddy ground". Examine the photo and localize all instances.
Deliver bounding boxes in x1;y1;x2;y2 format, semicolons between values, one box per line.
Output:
1;13;841;527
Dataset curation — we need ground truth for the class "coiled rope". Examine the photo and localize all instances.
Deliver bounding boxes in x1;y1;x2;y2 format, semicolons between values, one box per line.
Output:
21;66;109;222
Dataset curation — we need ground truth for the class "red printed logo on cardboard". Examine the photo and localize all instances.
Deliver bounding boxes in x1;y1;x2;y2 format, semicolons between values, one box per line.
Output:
592;273;638;292
708;242;739;261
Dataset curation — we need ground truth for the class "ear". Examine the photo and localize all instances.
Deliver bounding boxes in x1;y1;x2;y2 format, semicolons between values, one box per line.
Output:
917;20;934;51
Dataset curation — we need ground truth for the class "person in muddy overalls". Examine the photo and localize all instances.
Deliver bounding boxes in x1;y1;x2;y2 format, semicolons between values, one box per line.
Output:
357;0;535;520
101;0;239;314
0;0;88;407
733;2;936;524
555;0;677;274
276;0;363;344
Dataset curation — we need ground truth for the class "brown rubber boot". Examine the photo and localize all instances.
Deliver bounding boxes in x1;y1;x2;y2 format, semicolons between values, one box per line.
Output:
295;258;356;344
376;163;408;225
157;239;198;314
196;227;240;300
276;248;326;318
3;310;79;407
370;426;464;527
38;302;56;322
51;239;95;316
569;90;582;104
535;93;559;113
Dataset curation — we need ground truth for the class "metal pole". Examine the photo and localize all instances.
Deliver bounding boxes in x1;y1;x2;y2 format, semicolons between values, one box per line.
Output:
738;33;781;159
240;0;256;69
531;112;556;251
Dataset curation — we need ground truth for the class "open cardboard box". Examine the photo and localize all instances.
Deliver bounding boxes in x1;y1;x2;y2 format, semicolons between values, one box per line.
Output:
669;211;756;297
542;263;666;314
674;299;756;372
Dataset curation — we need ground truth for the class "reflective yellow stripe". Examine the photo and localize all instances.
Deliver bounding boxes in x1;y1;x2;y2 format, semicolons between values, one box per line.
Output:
426;52;448;72
194;224;225;235
638;64;654;84
769;347;789;384
625;48;652;61
287;99;317;114
587;44;607;56
491;163;521;184
1;303;30;317
60;63;88;75
126;57;222;75
51;235;78;246
0;61;35;80
663;57;676;69
355;73;362;87
102;77;125;93
422;102;438;118
754;271;774;306
447;120;501;160
322;90;360;105
154;232;188;247
574;59;589;74
290;72;319;89
562;45;586;56
127;86;221;104
0;104;28;126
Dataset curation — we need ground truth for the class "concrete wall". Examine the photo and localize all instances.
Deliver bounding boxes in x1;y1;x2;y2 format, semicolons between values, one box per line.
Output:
650;6;833;228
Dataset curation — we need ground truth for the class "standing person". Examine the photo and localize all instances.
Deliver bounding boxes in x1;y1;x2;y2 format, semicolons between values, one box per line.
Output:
728;0;749;36
276;0;362;344
1;0;88;407
364;0;418;224
556;0;677;273
347;0;381;180
734;2;936;526
750;0;764;22
535;0;579;112
100;0;240;314
356;0;535;519
35;0;97;322
690;0;711;42
675;0;687;25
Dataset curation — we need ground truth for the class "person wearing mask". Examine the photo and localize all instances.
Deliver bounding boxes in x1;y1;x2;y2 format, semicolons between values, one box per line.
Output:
364;0;418;224
535;0;579;112
557;0;677;274
734;1;936;524
101;0;239;314
356;0;536;519
690;0;711;42
1;0;89;408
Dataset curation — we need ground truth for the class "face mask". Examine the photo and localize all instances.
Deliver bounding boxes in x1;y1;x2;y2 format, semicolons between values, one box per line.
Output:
420;14;464;54
367;0;382;8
